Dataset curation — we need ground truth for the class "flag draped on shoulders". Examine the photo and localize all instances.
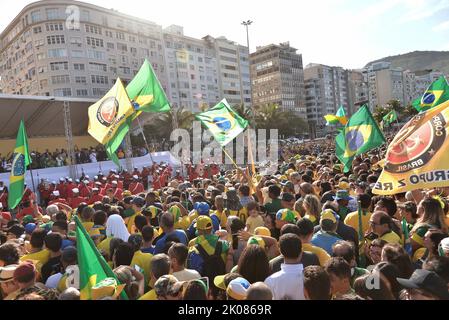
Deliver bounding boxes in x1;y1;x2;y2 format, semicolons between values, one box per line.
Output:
412;76;449;113
373;99;449;195
195;99;249;147
324;106;348;126
336;105;386;173
8;120;31;209
75;216;128;300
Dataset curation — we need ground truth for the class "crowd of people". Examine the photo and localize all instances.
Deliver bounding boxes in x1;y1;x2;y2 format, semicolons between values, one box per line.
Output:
0;138;448;301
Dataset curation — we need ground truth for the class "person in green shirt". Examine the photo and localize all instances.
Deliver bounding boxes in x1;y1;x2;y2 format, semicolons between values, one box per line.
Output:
264;185;282;214
334;190;353;221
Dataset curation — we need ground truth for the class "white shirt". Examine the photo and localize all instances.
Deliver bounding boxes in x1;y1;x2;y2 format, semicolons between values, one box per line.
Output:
172;269;201;282
264;263;305;300
90;153;97;163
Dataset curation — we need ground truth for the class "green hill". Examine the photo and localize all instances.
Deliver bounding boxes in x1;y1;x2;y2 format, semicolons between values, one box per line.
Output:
365;51;449;74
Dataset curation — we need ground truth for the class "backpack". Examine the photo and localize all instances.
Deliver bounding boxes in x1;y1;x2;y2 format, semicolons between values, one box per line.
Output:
196;240;226;288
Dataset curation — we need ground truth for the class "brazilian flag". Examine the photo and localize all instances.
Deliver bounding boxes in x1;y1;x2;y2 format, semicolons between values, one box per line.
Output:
8;120;31;209
336;105;386;173
412;76;449;112
382;110;398;127
195;99;249;147
324;105;348;126
75;216;128;300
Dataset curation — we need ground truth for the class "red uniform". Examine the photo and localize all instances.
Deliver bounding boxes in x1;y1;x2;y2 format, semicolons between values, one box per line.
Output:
48;198;69;206
66;183;77;199
88;194;103;205
79;184;91;198
69;196;87;209
22;188;34;204
113;188;124;201
0;188;8;209
129;182;144;195
16;206;43;221
56;183;67;199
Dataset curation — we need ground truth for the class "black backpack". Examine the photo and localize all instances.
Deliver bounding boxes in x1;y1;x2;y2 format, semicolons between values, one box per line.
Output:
196;240;226;288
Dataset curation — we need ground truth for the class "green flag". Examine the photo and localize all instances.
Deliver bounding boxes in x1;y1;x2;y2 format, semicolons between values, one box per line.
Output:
195;99;249;147
8;120;31;209
324;105;348;126
75;216;128;300
336;105;386;173
127;59;171;118
412;76;449;112
104;117;132;168
382;110;398;127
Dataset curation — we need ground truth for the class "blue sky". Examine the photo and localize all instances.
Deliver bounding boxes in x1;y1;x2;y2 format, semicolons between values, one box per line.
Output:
1;0;449;69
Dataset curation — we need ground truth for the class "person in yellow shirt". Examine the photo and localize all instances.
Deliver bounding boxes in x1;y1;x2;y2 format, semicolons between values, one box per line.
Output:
213;196;228;228
80;207;95;234
128;234;153;291
344;194;372;236
126;197;145;234
20;229;50;274
369;211;402;245
297;218;331;266
245;202;265;234
139;254;171;300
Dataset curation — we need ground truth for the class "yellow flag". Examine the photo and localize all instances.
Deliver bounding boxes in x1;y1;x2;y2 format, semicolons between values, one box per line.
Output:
88;78;135;145
373;99;449;195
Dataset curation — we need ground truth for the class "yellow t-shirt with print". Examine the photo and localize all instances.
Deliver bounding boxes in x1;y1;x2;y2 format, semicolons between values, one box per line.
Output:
131;250;153;284
139;289;157;300
212;210;228;228
380;231;402;245
126;211;142;234
344;211;372;236
245;215;265;234
20;249;50;273
227;207;248;224
302;243;331;267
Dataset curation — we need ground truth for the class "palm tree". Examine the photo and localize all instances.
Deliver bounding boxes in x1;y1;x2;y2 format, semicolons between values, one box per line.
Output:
254;104;308;137
234;103;254;125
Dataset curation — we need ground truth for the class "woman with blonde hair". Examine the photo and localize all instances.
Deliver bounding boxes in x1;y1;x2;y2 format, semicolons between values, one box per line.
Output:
303;194;322;226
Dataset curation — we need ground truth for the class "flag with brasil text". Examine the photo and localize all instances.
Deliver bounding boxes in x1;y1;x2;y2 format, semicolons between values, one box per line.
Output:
127;59;171;120
195;99;249;147
336;105;386;173
88;78;135;145
8;120;32;209
412;76;449;113
383;110;398;127
324;106;348;126
373;99;449;195
75;215;128;300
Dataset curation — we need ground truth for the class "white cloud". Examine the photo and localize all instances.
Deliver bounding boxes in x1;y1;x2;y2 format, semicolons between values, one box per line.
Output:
398;0;449;23
433;20;449;31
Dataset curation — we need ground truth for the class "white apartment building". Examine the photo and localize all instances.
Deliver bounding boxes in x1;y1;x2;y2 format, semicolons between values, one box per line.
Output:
366;62;405;109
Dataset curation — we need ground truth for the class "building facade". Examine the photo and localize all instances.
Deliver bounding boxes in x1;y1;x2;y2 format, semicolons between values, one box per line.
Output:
366;62;405;109
0;0;251;113
249;42;306;119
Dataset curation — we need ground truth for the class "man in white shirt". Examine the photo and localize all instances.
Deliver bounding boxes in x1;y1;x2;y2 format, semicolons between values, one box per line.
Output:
264;234;305;300
168;243;201;282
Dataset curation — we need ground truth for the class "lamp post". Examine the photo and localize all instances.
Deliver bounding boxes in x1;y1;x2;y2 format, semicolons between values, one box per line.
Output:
241;20;254;125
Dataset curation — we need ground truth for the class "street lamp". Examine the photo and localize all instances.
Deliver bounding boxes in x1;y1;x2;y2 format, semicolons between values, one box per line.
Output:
241;20;253;53
241;20;254;125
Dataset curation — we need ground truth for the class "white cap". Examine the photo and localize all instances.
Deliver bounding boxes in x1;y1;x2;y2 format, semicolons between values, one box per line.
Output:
52;181;57;185
441;237;449;252
68;178;73;183
95;182;102;186
65;177;69;180
72;188;79;194
75;179;80;183
60;178;64;182
102;177;107;181
112;181;118;185
83;180;89;184
115;175;120;179
133;175;139;180
94;176;98;180
53;191;60;197
0;203;3;209
92;188;99;192
85;175;90;179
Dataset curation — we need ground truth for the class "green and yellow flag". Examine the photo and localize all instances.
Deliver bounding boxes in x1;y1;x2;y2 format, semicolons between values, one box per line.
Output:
382;110;398;127
373;99;449;195
127;59;171;120
195;99;249;147
8;120;31;209
75;216;128;300
336;105;386;173
324;106;348;126
412;76;449;113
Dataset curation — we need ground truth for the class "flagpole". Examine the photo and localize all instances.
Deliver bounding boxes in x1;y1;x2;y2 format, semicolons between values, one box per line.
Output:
136;116;155;165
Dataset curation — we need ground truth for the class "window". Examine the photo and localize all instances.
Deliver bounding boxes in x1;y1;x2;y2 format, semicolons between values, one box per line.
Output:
85;24;102;35
33;26;42;34
71;50;85;58
47;35;65;45
219;47;237;55
89;63;107;72
107;42;115;49
37;53;46;60
116;32;125;40
105;30;113;37
93;88;107;96
86;37;104;47
31;11;41;23
50;61;68;71
70;37;82;45
46;8;59;20
51;75;70;84
48;48;68;58
87;50;106;60
54;88;72;97
120;55;129;64
35;39;45;47
117;43;127;52
46;23;63;31
129;36;136;42
81;10;90;22
74;63;85;71
75;76;87;84
119;66;130;74
40;79;48;89
91;75;109;84
76;89;89;96
130;47;137;54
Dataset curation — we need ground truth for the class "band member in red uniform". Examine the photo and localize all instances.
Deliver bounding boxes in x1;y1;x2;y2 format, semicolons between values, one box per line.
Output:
88;188;103;205
0;181;8;210
141;166;151;190
129;176;144;195
48;191;69;206
68;188;86;209
56;178;67;199
111;181;123;201
38;180;51;207
79;180;91;198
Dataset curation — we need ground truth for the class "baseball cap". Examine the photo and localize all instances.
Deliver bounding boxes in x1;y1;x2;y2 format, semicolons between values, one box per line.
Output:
25;223;37;235
22;215;35;225
112;181;118;185
72;188;79;194
0;264;18;283
247;236;265;249
52;191;60;197
281;193;295;202
397;269;449;300
194;202;210;215
154;275;184;297
133;175;139;180
338;181;350;191
226;277;250;300
320;209;339;224
14;262;36;282
194;216;213;231
7;224;25;238
254;227;271;237
440;237;449;253
132;197;145;207
276;209;296;223
333;190;353;201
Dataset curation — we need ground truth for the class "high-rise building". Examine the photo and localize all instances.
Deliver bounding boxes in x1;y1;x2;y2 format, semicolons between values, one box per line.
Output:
304;63;350;135
249;42;306;119
366;62;405;109
0;0;251;113
347;69;369;111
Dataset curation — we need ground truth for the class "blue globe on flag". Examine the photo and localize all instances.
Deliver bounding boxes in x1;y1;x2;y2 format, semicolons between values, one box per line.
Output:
12;153;25;177
346;130;365;152
213;117;232;132
422;92;436;105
